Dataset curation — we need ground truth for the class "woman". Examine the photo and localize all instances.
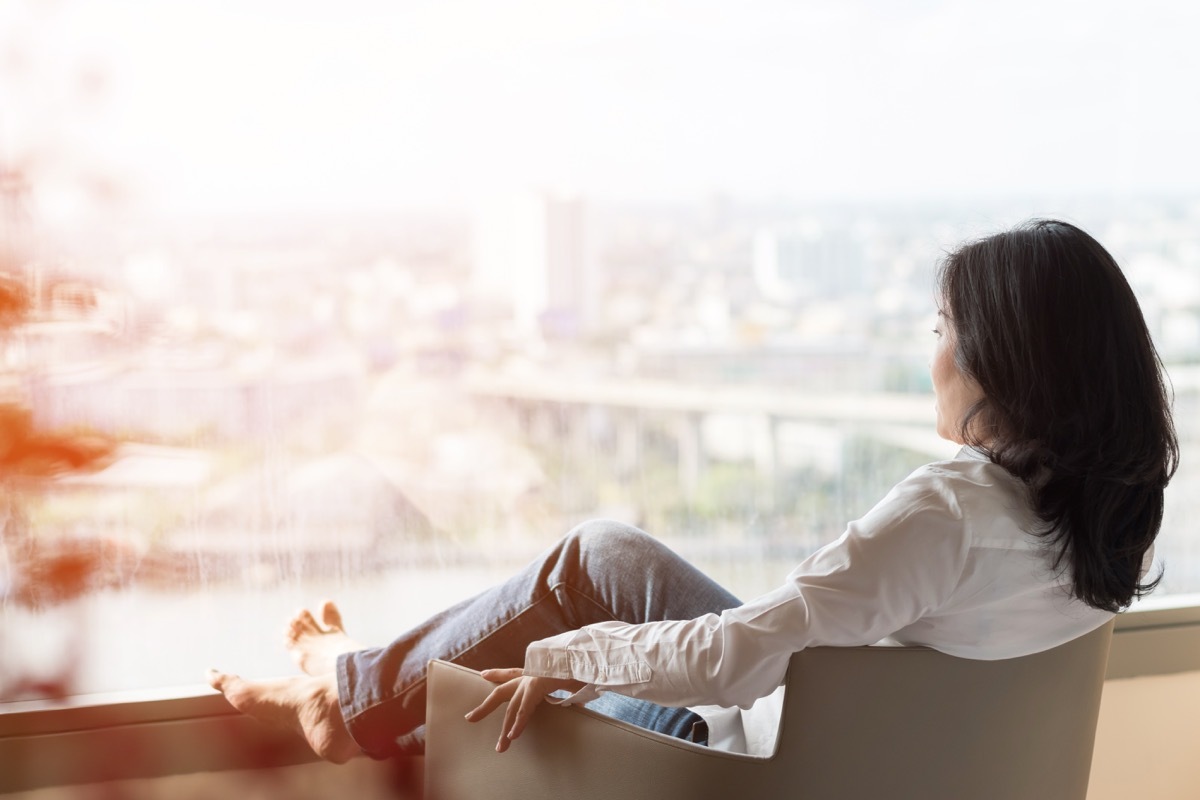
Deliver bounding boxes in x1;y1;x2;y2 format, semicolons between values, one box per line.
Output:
208;219;1177;762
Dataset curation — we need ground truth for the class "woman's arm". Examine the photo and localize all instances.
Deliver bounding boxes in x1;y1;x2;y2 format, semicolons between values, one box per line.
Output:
468;463;973;749
523;465;971;709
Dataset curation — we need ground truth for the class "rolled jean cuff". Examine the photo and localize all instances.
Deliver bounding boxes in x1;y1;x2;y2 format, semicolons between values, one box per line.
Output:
335;651;370;756
336;649;422;758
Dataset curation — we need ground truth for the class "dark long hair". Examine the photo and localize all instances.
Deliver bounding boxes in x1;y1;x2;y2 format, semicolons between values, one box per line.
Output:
937;219;1178;612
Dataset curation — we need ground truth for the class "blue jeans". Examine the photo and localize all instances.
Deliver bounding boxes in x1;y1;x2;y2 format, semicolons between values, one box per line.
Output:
336;519;742;757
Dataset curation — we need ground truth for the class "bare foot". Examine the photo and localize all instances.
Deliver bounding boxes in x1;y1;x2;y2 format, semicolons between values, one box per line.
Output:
285;600;364;676
207;669;361;764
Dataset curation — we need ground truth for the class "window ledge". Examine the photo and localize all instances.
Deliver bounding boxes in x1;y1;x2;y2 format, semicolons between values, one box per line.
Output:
0;683;231;738
1107;594;1200;679
1118;592;1200;629
0;683;318;793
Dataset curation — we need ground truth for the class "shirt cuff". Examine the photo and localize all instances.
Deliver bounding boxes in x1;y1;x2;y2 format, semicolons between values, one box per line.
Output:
524;633;653;687
546;684;603;707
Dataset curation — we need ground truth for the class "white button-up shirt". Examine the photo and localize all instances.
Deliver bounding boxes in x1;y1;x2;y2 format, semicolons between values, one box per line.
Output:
523;447;1120;752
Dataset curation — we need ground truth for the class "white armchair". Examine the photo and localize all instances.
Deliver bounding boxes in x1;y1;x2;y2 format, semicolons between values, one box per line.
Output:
425;619;1113;800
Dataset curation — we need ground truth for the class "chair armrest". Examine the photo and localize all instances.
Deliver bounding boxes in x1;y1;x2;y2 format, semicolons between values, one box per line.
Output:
424;659;767;800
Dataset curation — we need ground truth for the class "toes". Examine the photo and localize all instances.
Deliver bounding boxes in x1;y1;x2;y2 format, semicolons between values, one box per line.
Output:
284;621;302;644
319;600;345;632
207;668;235;692
289;608;320;635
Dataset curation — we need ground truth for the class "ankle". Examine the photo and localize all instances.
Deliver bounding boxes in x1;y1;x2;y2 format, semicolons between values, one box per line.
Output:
308;678;359;763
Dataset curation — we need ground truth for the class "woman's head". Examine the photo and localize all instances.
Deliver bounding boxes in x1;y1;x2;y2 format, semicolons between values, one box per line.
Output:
936;219;1178;612
929;308;984;445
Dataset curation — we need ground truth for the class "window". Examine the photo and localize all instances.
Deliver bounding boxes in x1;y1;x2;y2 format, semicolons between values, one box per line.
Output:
2;0;1199;703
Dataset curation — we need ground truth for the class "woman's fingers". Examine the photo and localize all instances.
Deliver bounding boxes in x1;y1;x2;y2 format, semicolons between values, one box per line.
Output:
498;679;540;753
505;681;539;741
480;667;523;683
496;682;522;752
464;677;519;722
466;672;584;752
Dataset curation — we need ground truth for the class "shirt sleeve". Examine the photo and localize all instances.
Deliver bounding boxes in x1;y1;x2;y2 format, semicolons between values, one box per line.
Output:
523;465;972;709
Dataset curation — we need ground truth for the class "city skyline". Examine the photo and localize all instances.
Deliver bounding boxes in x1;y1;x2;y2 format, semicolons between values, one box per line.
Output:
3;185;1199;701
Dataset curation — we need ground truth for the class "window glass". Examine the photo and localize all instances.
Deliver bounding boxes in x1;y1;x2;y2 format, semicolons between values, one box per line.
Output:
1;0;1198;700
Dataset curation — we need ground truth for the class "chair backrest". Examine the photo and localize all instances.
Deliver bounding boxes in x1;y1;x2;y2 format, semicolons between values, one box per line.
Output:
425;619;1113;800
773;619;1114;799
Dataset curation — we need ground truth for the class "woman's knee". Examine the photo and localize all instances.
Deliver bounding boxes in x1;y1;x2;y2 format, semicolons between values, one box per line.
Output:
563;519;656;558
556;520;673;576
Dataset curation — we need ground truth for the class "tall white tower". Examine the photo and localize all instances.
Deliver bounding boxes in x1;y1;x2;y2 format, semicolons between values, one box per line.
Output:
752;220;867;302
475;190;593;336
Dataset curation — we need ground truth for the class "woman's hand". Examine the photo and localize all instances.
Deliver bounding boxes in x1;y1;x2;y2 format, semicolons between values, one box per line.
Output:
464;667;586;753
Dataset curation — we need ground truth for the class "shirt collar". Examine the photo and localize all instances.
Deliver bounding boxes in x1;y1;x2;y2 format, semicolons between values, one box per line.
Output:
957;444;991;463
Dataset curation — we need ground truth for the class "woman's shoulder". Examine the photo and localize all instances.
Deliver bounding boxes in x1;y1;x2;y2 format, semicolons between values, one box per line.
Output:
862;448;1032;538
907;446;1024;494
893;447;1038;546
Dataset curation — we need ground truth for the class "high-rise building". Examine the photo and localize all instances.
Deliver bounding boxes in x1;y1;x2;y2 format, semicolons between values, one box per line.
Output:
753;220;868;303
474;190;594;337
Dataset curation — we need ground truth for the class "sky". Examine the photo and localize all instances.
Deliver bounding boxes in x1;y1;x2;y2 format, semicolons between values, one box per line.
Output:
4;0;1200;218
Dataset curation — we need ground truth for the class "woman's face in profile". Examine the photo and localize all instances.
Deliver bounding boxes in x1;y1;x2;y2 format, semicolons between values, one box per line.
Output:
931;309;985;444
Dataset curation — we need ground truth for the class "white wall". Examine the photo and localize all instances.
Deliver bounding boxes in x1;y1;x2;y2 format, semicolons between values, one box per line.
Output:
1089;671;1200;799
